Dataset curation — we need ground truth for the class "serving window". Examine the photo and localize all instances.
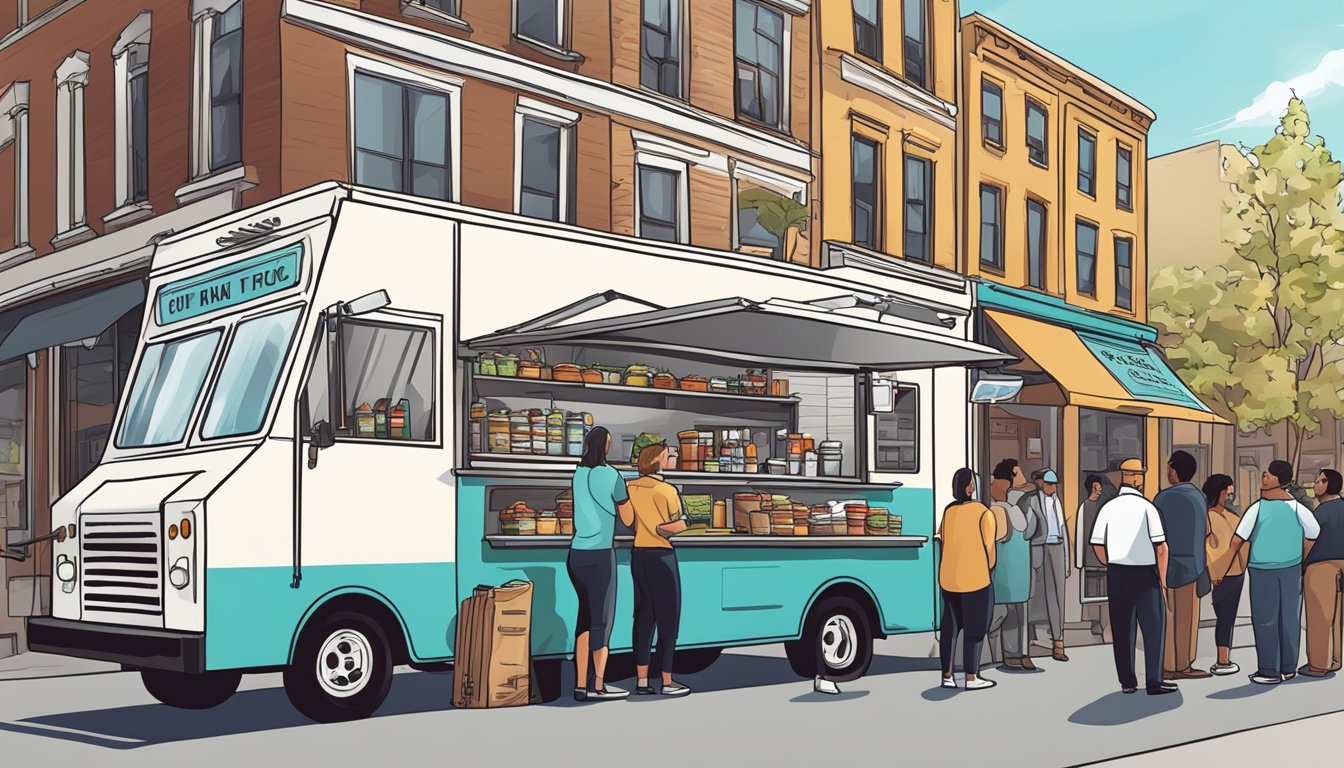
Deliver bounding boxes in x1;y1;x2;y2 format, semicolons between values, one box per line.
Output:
303;319;437;442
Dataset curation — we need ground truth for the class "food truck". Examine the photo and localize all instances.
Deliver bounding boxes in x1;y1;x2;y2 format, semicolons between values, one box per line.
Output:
27;183;1007;722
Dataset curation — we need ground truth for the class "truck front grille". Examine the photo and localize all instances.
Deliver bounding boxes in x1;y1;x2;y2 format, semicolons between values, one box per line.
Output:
80;513;162;621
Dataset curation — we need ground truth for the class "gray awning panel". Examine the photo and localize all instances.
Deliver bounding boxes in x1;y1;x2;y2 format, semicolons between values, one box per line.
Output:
0;281;146;362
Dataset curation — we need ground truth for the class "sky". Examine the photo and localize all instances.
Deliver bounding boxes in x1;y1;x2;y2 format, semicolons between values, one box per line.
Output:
960;0;1344;158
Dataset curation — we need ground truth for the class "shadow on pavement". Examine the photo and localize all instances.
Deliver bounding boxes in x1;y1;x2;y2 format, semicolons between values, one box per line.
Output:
788;690;870;703
1206;683;1277;700
1068;690;1183;725
919;687;958;702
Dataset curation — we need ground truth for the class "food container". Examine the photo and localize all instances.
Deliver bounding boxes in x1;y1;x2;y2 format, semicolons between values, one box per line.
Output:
495;354;520;377
470;401;486;453
556;491;574;518
560;519;575;536
749;511;771;536
772;379;789;397
770;510;793;527
709;377;729;394
678;431;702;472
594;365;624;385
886;513;903;536
553;363;584;383
771;523;793;536
733;493;764;533
582;368;604;384
794;523;810;536
711;500;728;529
488;411;511;453
726;378;743;395
354;402;376;438
517;517;536;536
845;503;869;536
478;353;498;377
510;412;531;454
566;413;586;455
787;452;802;476
819;441;843;477
530;409;547;454
680;376;709;392
653;373;677;389
865;513;888;536
624;365;653;387
803;450;819;477
744;369;768;396
547;410;565;456
518;361;542;379
766;459;787;475
683;495;713;525
537;512;558;535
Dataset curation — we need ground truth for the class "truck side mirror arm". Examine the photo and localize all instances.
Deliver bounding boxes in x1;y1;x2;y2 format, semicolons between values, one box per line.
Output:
307;420;335;469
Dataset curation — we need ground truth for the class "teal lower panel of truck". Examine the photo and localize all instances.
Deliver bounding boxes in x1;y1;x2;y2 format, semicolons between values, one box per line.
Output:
205;562;456;670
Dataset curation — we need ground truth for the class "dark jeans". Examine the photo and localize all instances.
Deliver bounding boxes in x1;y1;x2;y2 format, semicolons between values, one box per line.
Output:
940;586;993;676
1250;566;1302;676
1106;564;1166;690
1212;573;1246;648
631;548;681;673
567;548;616;649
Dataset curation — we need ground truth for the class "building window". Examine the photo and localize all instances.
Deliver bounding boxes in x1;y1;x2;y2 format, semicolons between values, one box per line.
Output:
54;52;90;238
902;0;927;89
641;0;681;98
1079;408;1144;602
979;183;1003;271
1076;219;1098;297
734;0;786;130
876;385;919;472
1115;236;1133;311
515;0;564;48
61;305;143;492
1026;97;1048;168
354;71;453;201
515;98;578;223
982;78;1003;148
1117;144;1133;210
1078;128;1096;196
420;0;459;13
903;154;932;263
113;12;153;211
0;81;30;251
1027;198;1047;290
851;135;879;249
191;1;242;177
636;161;687;243
0;360;28;535
735;167;807;261
853;0;881;61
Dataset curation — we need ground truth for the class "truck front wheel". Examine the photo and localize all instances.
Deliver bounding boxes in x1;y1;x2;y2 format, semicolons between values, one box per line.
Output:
784;595;874;682
284;611;394;723
141;669;241;709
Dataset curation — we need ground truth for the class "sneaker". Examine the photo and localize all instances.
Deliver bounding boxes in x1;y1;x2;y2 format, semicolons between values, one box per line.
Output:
661;682;691;697
814;676;841;695
586;685;630;701
1209;662;1240;676
1146;685;1178;696
635;684;657;695
1121;687;1138;694
940;675;957;689
965;677;996;690
1249;673;1281;685
1281;672;1297;681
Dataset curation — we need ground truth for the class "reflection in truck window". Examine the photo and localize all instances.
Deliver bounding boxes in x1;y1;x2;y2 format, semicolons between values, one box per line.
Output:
875;385;919;473
116;331;221;448
338;321;435;441
202;307;303;439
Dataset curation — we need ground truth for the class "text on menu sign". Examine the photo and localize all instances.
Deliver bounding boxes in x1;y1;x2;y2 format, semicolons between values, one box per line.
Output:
158;243;303;325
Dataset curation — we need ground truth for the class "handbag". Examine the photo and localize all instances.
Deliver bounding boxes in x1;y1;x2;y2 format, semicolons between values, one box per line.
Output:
1196;569;1212;598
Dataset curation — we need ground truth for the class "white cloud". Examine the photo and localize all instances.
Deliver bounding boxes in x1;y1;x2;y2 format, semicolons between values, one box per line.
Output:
1199;48;1344;136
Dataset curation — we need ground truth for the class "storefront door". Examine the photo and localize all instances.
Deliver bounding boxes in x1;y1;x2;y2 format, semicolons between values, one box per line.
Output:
1077;408;1145;603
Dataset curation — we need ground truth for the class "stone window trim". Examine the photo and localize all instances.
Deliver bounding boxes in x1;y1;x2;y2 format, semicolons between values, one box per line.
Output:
400;1;473;33
112;11;153;213
0;80;31;263
185;1;243;188
53;51;91;247
513;96;580;223
634;154;690;245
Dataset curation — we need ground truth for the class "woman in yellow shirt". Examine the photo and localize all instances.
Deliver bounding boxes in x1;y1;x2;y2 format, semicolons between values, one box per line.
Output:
626;441;690;697
1204;474;1248;676
939;467;998;690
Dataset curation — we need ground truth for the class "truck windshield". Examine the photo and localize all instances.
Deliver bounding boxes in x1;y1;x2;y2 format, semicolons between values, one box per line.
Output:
202;307;303;438
117;331;221;448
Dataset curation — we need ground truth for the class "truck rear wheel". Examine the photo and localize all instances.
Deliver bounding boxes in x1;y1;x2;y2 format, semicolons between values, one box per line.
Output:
141;669;241;710
784;595;873;682
284;611;394;723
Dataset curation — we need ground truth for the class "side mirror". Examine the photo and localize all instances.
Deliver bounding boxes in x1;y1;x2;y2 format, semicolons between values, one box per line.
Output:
343;290;391;317
869;378;895;414
307;420;335;469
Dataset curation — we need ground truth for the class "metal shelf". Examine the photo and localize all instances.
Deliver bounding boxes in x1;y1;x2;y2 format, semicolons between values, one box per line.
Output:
471;375;799;406
459;463;900;490
484;534;927;549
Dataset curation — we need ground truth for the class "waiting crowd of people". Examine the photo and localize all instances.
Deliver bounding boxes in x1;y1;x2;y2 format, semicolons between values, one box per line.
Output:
938;453;1344;695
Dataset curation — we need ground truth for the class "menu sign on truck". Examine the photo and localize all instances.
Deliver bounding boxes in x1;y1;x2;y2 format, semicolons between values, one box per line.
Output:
157;243;303;325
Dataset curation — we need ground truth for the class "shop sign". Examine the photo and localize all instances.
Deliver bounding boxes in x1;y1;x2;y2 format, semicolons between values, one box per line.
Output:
157;243;303;325
1078;331;1209;411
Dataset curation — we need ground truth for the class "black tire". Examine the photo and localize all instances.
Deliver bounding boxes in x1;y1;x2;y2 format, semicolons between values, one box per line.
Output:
141;669;241;710
672;647;723;675
532;658;564;703
283;611;394;723
784;595;874;683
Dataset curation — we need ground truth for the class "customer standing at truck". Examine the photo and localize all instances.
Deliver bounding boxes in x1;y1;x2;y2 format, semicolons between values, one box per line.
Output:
939;468;998;690
569;426;635;701
627;439;691;697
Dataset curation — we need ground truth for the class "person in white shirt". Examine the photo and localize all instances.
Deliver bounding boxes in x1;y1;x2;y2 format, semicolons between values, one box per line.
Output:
1090;458;1177;696
1023;469;1070;661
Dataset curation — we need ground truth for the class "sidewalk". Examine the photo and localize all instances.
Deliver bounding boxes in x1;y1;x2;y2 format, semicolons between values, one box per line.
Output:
0;652;120;682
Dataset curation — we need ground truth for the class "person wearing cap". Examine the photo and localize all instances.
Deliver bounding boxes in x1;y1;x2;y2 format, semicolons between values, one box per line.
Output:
1223;460;1321;684
1091;458;1177;695
1022;468;1070;662
626;437;691;697
1154;450;1211;681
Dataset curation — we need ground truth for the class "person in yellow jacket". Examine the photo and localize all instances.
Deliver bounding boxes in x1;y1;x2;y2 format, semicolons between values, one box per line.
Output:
939;467;998;690
626;441;691;697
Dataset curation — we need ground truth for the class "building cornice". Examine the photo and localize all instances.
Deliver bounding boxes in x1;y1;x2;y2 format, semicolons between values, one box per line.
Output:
837;52;957;130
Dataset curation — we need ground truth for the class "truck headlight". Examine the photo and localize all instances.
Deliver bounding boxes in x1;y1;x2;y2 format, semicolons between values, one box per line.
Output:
55;556;76;583
169;557;191;590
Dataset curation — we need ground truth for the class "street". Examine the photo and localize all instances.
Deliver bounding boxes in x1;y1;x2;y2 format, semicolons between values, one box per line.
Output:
0;628;1339;766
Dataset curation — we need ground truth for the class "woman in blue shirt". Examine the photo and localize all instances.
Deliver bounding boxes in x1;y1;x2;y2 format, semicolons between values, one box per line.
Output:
569;426;635;701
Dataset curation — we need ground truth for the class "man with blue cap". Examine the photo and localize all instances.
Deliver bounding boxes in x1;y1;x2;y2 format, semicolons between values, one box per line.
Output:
1023;468;1070;662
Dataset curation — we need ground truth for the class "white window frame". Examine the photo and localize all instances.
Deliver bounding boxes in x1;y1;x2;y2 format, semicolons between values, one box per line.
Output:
634;152;690;244
53;51;91;246
513;96;579;223
513;0;568;52
733;0;793;133
0;81;31;262
345;53;464;203
189;0;242;181
110;12;153;224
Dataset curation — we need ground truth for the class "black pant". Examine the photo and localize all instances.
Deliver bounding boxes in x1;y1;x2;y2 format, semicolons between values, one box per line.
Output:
940;586;993;676
1212;573;1245;648
1107;564;1166;690
567;548;616;649
632;549;681;673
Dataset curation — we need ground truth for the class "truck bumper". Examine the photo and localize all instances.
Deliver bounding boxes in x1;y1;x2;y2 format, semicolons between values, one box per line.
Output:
26;618;205;673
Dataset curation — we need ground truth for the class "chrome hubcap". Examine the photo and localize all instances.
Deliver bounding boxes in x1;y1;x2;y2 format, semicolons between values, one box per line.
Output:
316;629;373;698
820;614;857;668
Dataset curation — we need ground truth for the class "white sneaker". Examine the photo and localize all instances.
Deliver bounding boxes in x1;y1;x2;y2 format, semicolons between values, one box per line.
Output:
965;677;997;690
661;682;691;697
941;675;957;689
1248;673;1281;686
1209;662;1240;676
814;676;841;695
587;685;630;700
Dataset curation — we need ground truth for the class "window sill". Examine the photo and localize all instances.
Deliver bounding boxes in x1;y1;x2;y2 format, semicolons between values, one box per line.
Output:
1028;158;1049;170
1118;203;1134;213
513;34;584;63
103;201;155;231
400;2;472;32
1078;188;1097;201
50;225;96;250
983;140;1006;157
175;165;253;205
979;264;1006;277
734;113;792;140
0;244;36;271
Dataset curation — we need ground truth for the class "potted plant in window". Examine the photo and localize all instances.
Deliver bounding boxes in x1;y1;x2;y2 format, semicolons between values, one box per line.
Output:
737;188;810;262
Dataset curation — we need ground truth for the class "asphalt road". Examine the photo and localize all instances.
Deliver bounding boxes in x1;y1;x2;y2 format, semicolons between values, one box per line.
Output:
0;632;1340;767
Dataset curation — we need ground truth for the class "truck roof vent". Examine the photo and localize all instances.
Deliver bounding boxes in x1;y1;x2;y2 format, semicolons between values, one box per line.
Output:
216;216;282;248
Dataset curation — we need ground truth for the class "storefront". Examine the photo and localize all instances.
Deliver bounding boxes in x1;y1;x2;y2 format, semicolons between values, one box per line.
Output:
971;282;1228;647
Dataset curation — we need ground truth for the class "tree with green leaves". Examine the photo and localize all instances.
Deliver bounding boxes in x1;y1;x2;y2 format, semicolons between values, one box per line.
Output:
737;188;809;260
1150;97;1344;467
